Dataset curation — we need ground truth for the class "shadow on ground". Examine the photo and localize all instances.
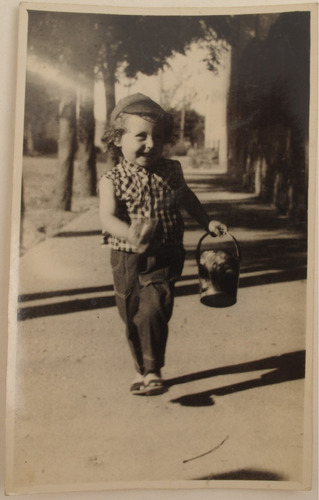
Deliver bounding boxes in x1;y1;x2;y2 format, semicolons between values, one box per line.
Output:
18;173;307;320
17;240;307;320
18;284;114;303
194;468;286;481
168;350;305;407
55;230;101;238
18;294;116;321
184;171;307;232
17;245;306;319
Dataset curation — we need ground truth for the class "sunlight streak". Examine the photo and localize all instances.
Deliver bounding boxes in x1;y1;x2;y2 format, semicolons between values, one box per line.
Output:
27;53;77;91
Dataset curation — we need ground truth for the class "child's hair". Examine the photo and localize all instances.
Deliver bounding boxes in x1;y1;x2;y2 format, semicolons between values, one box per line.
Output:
101;111;176;164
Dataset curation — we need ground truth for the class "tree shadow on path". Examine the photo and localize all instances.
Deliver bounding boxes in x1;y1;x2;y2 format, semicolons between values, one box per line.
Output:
183;171;307;288
18;284;114;302
184;171;307;232
18;171;308;320
18;294;116;321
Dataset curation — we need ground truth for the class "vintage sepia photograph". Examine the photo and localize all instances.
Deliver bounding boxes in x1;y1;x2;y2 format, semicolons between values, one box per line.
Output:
5;1;317;495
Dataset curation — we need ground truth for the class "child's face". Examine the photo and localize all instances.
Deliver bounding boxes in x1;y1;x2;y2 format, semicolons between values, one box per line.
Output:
115;114;164;168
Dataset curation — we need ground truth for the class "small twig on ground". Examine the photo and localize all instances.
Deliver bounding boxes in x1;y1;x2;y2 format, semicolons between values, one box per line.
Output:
183;435;229;464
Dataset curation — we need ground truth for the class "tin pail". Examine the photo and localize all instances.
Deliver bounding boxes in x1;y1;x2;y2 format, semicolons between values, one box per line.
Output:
196;232;240;307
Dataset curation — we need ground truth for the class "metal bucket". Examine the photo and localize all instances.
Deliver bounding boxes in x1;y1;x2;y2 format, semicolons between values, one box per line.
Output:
196;232;240;307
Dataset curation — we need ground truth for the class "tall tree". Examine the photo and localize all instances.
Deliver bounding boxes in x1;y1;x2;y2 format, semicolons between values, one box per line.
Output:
27;11;80;209
97;15;232;119
53;86;77;210
225;12;310;220
27;11;232;208
67;15;100;197
95;14;232;167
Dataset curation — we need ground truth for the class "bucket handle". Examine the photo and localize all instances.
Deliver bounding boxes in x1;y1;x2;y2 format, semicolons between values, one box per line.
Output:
196;232;241;268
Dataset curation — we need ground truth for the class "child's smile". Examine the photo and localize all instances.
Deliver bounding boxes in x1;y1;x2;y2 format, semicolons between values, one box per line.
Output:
116;115;164;168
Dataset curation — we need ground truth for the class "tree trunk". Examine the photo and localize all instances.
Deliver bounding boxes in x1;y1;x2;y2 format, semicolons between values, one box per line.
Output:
180;107;185;141
75;73;97;197
20;179;25;252
226;75;238;179
103;61;116;123
52;89;76;211
25;121;34;155
227;18;245;181
102;60;118;169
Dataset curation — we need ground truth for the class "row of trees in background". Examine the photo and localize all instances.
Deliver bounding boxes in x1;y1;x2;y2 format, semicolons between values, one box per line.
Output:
25;11;230;210
24;10;310;222
23;81;205;156
227;12;310;220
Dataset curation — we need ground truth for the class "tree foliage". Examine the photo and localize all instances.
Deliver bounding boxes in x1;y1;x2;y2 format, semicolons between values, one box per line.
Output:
25;9;235;208
227;12;310;220
27;11;233;109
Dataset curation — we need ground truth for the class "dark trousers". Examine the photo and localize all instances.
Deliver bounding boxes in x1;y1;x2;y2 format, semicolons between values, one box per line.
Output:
110;246;185;375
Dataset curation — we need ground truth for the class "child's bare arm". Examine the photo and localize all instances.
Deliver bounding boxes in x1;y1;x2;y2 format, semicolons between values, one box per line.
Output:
99;177;130;240
181;184;227;236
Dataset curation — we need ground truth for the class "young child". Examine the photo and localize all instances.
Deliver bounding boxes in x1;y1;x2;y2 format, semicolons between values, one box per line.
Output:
99;93;227;396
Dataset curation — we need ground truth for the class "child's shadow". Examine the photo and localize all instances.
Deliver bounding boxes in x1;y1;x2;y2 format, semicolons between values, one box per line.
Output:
167;350;305;407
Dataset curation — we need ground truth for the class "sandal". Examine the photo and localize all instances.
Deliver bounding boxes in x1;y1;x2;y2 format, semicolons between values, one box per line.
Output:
140;373;167;396
130;373;144;395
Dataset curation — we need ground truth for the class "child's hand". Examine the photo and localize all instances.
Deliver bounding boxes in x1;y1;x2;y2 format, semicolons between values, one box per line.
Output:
128;218;158;252
208;220;227;237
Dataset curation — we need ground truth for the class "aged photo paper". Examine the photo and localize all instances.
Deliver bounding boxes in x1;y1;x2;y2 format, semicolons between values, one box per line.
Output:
5;1;318;496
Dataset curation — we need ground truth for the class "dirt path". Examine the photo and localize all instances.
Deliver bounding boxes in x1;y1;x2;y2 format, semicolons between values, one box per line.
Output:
7;164;310;494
